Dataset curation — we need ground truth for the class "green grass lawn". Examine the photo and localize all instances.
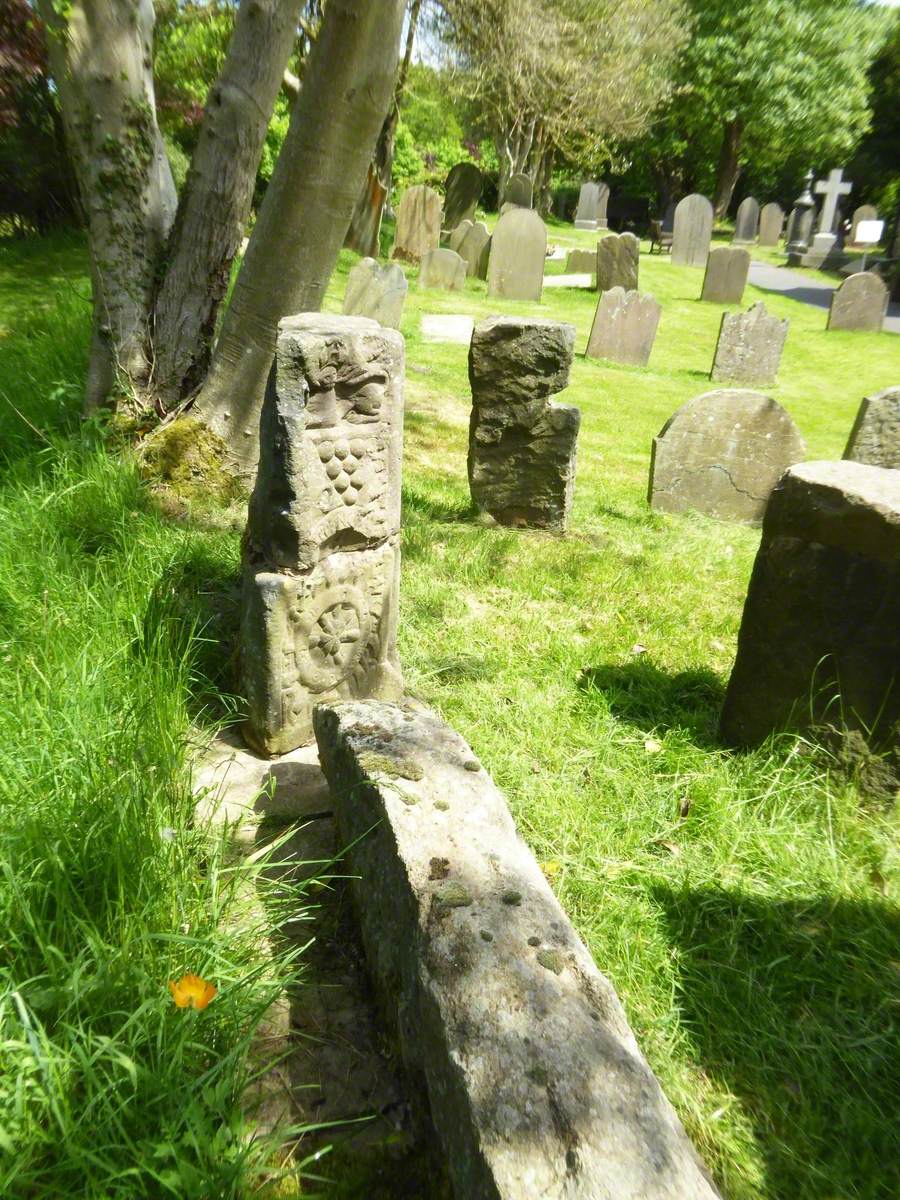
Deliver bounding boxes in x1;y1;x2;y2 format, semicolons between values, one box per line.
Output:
1;226;898;1199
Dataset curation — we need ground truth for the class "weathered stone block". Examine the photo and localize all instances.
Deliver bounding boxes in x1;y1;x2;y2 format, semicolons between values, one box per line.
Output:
342;257;407;330
649;388;806;525
313;698;721;1200
242;314;404;753
596;232;639;292
843;386;900;469
720;461;900;748
710;302;788;386
468;317;579;532
392;184;442;263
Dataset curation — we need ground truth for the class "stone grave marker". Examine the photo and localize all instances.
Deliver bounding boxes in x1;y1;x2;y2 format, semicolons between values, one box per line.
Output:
597;232;639;292
391;184;442;263
586;288;661;368
649;388;806;525
758;202;784;247
574;182;601;229
826;271;888;332
342;257;408;330
418;247;466;292
241;313;404;754
504;172;533;209
710;302;788;386
849;203;878;246
700;246;751;304
671;194;713;267
732;196;760;244
565;247;598;275
843;386;900;468
487;207;547;302
720;461;900;749
443;162;482;232
450;219;491;279
468;316;579;531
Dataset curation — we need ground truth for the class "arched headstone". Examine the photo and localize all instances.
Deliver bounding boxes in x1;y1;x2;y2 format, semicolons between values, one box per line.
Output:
487;207;547;301
342;258;408;329
419;248;467;292
451;220;491;279
444;162;483;232
391;184;442;263
758;202;784;247
827;272;888;332
732;196;760;244
849;204;878;246
504;173;533;209
671;194;713;268
597;232;639;291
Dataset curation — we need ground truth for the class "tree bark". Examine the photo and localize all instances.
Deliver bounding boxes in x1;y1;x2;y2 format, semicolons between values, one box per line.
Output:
193;0;406;474
38;0;176;411
151;0;307;411
713;116;743;220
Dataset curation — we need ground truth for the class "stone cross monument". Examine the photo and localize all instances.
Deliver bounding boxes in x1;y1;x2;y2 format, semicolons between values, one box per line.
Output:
803;168;853;267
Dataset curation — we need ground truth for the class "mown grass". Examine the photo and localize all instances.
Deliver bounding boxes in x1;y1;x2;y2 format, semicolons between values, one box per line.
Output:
1;225;898;1200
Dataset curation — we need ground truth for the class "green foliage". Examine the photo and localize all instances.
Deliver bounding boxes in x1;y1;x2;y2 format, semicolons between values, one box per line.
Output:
153;0;235;154
847;12;900;214
394;65;486;193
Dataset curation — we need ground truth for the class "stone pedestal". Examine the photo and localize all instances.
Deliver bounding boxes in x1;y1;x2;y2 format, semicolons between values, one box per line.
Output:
799;231;836;268
720;461;900;749
241;314;404;754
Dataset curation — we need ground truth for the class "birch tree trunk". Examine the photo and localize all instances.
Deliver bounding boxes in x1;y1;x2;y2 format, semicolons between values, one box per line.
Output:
38;0;176;411
151;0;307;410
193;0;406;474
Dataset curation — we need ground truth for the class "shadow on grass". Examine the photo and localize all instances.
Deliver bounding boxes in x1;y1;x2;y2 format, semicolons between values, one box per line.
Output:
651;884;900;1200
577;659;723;747
402;482;478;526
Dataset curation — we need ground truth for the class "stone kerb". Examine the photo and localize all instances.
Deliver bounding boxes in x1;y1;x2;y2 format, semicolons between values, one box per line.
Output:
314;698;721;1200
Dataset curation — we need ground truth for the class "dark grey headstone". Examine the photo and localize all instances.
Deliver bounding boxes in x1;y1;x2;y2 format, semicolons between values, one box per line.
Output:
732;196;760;244
710;302;789;386
843;387;900;468
487;207;547;301
672;194;713;267
826;272;888;332
504;173;533;209
720;461;900;750
444;162;483;232
649;388;806;525
597;232;639;292
586;288;661;367
758;202;784;247
701;246;751;304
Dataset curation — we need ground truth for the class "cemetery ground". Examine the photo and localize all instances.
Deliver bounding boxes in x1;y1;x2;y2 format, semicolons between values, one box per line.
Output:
0;226;898;1199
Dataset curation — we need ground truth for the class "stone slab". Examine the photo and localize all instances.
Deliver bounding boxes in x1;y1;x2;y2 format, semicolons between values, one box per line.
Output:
648;388;806;525
710;301;788;386
586;287;661;367
342;257;408;329
701;246;751;305
313;698;721;1200
543;273;593;289
843;386;900;468
720;461;900;747
488;207;547;302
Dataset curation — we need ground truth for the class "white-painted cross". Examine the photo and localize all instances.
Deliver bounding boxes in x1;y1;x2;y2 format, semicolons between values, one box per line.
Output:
814;168;853;234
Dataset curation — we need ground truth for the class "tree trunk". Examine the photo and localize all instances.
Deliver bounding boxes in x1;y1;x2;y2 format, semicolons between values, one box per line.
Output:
193;0;406;474
713;117;743;220
38;0;176;411
151;0;307;411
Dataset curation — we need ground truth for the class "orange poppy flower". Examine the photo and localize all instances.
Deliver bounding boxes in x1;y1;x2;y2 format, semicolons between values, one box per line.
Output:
168;973;217;1010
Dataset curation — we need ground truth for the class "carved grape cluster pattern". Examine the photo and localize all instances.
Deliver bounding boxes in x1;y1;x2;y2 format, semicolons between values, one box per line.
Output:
317;436;368;506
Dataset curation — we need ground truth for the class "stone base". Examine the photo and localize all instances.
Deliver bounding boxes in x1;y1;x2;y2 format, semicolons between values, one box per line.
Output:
574;219;598;230
798;232;837;268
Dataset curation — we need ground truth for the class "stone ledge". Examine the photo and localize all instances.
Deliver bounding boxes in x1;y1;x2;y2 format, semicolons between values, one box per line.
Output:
313;698;720;1200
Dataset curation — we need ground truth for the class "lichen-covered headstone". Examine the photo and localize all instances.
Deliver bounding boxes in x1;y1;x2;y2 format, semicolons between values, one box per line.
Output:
487;207;547;302
468;316;579;531
732;196;760;244
241;314;404;754
597;232;639;292
758;202;784;246
565;247;598;276
649;388;806;525
701;246;751;304
504;172;533;209
826;272;888;332
671;194;713;268
342;257;408;329
586;288;661;368
443;162;482;232
418;247;466;292
843;387;900;468
391;184;442;263
720;461;900;749
710;302;788;386
451;220;491;279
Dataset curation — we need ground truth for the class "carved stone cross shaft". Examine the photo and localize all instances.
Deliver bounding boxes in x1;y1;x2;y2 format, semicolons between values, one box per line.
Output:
814;168;852;234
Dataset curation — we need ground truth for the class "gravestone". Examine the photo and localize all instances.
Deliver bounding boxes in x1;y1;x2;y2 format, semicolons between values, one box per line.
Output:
443;162;483;232
450;219;491;279
843;387;900;468
732;196;760;244
342;257;408;330
487;207;547;302
586;288;661;368
719;461;900;749
418;247;466;292
565;247;598;275
468;316;580;531
596;232;639;291
710;302;788;386
504;173;533;209
700;246;751;304
242;314;404;754
574;182;601;229
826;271;888;332
849;203;878;246
671;194;713;267
786;172;816;260
758;202;784;247
804;168;853;266
649;389;806;525
391;184;442;263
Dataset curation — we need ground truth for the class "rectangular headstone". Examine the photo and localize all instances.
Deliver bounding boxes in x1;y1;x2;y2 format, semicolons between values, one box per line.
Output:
418;247;466;292
710;302;788;386
700;246;750;304
586;287;661;367
596;232;639;291
565;247;598;276
241;314;404;753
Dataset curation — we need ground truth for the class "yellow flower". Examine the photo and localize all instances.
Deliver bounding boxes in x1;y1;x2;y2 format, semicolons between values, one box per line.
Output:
168;973;217;1010
539;860;561;882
